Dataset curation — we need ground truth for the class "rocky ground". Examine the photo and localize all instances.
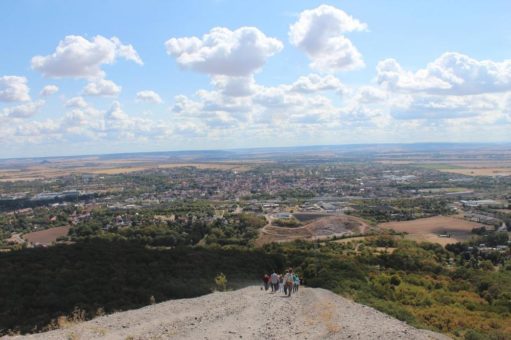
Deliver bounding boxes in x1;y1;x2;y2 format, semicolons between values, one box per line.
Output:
8;286;450;340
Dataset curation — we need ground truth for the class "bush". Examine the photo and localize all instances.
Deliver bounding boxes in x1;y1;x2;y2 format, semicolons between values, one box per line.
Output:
214;273;228;292
390;275;401;286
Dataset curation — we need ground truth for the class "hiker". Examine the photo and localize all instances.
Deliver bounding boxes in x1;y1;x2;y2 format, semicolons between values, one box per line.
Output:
270;271;279;292
283;274;288;295
263;274;270;291
278;274;284;293
284;268;294;297
293;273;300;292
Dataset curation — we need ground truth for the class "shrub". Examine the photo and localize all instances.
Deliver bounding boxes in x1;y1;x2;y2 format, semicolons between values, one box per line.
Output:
214;273;227;292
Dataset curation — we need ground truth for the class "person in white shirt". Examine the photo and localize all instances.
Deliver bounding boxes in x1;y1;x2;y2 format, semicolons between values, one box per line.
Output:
270;271;279;292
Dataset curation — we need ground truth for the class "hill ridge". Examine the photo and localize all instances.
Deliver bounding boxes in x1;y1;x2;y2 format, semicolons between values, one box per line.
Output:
7;286;450;340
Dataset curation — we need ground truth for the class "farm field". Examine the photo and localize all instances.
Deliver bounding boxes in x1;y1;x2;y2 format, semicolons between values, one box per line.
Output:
22;226;71;246
376;155;511;177
437;167;511;177
0;160;258;181
378;215;488;245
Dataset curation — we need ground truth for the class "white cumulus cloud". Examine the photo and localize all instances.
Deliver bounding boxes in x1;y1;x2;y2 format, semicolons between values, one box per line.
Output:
136;90;163;103
83;79;121;96
210;75;256;97
0;76;30;102
65;96;88;108
289;74;345;94
165;26;283;77
377;52;511;95
31;35;143;78
40;85;59;96
3;100;45;118
289;5;366;72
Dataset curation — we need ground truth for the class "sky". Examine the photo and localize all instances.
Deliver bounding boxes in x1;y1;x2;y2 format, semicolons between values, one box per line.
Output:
1;0;511;158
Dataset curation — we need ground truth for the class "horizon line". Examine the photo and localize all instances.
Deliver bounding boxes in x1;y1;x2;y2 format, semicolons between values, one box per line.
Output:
2;141;511;162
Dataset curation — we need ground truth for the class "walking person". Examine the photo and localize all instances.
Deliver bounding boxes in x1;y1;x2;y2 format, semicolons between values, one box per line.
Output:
263;274;270;291
270;270;279;292
293;273;300;292
284;268;294;297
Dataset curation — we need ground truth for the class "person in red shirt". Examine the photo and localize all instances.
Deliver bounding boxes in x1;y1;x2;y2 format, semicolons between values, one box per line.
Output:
262;274;270;291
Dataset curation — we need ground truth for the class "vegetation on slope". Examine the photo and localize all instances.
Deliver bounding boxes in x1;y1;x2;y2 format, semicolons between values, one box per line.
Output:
0;226;510;339
269;237;511;340
0;240;284;334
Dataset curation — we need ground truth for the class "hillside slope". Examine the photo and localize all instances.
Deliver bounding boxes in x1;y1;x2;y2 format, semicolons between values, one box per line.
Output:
9;286;449;340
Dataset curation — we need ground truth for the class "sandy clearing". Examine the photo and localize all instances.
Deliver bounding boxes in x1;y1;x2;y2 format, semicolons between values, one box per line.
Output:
255;215;369;246
8;286;448;340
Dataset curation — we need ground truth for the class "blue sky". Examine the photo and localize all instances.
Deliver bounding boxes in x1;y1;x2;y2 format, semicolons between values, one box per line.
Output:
1;0;510;158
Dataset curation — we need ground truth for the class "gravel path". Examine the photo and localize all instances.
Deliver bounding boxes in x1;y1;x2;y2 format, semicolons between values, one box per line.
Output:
7;286;450;340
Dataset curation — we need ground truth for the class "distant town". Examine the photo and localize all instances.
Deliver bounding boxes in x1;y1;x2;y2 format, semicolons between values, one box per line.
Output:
1;145;509;256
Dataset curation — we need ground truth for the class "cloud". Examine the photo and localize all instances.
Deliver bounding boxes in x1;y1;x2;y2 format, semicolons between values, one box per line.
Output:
210;75;256;97
136;90;163;103
31;35;142;78
65;96;88;108
165;26;283;76
354;86;387;104
390;93;501;120
0;76;30;102
3;100;45;118
289;74;345;94
40;85;59;96
105;101;130;123
289;5;366;72
377;52;511;95
171;73;341;131
83;79;121;96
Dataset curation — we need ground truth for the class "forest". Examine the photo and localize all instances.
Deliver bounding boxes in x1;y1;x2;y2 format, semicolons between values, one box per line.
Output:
1;234;510;339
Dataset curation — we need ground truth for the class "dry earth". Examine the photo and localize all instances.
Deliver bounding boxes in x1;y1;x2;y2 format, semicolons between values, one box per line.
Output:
438;168;511;177
22;226;70;246
256;215;369;246
0;160;259;181
7;286;449;340
379;215;487;245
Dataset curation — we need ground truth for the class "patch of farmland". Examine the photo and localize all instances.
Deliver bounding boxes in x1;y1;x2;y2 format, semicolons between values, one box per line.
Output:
22;226;70;246
378;215;489;245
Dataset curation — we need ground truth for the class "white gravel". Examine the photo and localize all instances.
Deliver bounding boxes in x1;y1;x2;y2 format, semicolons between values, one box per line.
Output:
7;286;450;340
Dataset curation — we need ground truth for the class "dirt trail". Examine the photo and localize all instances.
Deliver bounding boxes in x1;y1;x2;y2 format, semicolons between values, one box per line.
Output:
8;287;449;340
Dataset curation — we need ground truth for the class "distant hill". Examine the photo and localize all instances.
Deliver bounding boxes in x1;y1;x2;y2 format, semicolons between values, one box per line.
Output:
1;142;510;164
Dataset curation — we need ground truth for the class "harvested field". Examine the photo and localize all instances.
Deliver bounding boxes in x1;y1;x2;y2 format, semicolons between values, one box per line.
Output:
157;163;253;171
376;158;511;177
255;215;369;246
378;215;488;245
403;233;473;246
0;160;259;181
22;226;70;246
438;168;511;177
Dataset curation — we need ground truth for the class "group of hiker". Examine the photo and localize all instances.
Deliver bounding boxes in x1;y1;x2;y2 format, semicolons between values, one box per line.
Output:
262;268;301;297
